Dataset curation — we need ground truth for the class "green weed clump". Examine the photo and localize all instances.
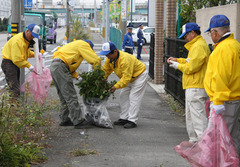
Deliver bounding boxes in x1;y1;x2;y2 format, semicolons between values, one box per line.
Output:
0;93;58;166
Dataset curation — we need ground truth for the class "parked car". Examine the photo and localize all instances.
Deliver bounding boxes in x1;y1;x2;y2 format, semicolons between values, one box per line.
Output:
132;27;155;45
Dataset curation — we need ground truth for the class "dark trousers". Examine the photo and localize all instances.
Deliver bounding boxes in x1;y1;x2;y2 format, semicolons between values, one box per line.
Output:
125;48;133;54
137;45;142;59
1;59;20;97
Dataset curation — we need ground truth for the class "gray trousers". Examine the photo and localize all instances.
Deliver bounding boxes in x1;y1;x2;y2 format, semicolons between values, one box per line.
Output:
209;100;240;154
50;60;83;125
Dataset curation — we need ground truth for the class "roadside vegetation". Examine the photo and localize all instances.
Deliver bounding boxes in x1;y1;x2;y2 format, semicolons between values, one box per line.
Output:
0;92;59;166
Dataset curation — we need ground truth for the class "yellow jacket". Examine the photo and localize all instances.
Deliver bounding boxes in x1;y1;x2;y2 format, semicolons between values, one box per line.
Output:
102;51;146;89
53;40;101;78
177;35;210;89
2;32;34;68
204;33;240;105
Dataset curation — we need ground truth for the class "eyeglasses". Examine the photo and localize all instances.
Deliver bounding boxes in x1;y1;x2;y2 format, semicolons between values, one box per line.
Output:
207;29;217;36
184;32;191;39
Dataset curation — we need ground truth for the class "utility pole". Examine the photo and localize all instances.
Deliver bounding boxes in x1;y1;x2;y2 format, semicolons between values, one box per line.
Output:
36;0;39;9
102;0;106;42
94;0;97;25
120;0;127;40
12;0;25;97
82;0;84;26
106;0;110;42
66;0;70;43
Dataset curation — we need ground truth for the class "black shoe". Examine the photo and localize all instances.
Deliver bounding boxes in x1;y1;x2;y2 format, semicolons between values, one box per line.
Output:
124;121;137;129
113;119;129;126
59;120;74;126
74;119;92;129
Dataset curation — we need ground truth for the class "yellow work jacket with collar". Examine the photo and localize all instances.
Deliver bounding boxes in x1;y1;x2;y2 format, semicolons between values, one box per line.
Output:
102;51;146;89
53;40;101;78
2;32;34;68
177;35;210;89
204;33;240;105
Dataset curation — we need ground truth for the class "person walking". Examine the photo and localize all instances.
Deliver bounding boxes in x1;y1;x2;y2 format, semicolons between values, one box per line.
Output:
167;23;210;143
204;15;240;153
100;42;148;129
122;24;135;54
50;39;101;129
137;23;144;60
1;23;40;98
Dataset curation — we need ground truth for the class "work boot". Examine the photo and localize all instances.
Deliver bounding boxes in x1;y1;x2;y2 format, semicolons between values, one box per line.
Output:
113;119;129;126
59;120;74;126
123;121;137;129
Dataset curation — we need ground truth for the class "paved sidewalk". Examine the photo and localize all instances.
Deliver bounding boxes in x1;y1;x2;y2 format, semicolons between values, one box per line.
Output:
36;33;190;167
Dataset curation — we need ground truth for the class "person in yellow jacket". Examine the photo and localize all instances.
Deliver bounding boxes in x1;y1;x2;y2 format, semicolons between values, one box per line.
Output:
100;42;148;129
1;23;40;97
167;23;210;143
204;15;240;153
50;39;101;129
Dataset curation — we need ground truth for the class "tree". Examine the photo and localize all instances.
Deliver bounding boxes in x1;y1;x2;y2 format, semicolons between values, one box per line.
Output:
180;0;238;25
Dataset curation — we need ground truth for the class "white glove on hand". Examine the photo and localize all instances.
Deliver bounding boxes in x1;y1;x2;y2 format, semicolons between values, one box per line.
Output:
77;76;82;82
169;60;179;70
213;104;225;115
140;43;143;46
122;49;124;51
28;65;34;72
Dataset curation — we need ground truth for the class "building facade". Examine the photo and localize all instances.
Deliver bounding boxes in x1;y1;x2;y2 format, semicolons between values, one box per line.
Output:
0;0;11;19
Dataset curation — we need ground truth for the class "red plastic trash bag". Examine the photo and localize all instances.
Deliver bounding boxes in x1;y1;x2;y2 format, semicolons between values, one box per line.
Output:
174;110;239;167
21;54;52;104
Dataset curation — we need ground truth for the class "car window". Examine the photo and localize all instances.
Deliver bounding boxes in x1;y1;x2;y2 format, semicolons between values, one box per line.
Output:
143;28;155;33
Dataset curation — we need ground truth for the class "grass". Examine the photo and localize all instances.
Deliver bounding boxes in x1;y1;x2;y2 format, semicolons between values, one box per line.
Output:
70;148;98;157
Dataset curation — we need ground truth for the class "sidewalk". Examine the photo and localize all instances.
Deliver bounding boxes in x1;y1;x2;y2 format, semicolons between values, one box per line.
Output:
37;33;190;167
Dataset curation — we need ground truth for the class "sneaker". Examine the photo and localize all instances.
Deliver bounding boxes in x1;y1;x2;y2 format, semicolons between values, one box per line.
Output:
123;121;137;129
113;119;129;126
74;119;92;129
59;120;74;126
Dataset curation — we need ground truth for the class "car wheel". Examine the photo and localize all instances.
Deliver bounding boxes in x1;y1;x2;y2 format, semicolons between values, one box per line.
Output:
54;35;56;43
143;38;147;45
50;39;53;44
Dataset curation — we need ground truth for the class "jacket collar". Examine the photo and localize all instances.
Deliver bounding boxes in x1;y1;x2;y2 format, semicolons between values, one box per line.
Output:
214;33;233;48
184;35;202;51
110;50;119;68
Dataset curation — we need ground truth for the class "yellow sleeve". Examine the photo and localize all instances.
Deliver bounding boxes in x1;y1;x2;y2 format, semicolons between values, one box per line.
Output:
79;44;101;69
178;45;207;75
71;72;78;78
11;41;31;68
28;50;35;58
212;48;233;105
114;62;133;89
102;59;113;79
177;58;187;64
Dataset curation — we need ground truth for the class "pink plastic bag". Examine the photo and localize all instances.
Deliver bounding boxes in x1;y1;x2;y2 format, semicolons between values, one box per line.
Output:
21;54;52;104
174;110;239;167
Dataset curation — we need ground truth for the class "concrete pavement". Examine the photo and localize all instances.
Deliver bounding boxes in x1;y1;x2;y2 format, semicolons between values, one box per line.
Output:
35;33;190;167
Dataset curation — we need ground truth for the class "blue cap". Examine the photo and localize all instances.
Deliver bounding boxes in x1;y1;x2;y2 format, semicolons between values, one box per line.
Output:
138;23;143;27
85;39;94;49
100;42;117;55
127;24;133;29
178;23;200;39
205;15;230;32
27;23;40;39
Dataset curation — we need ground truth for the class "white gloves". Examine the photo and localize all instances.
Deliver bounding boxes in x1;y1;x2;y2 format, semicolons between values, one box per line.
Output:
122;49;124;51
77;76;82;82
169;60;179;70
213;104;225;115
28;65;34;72
140;43;143;46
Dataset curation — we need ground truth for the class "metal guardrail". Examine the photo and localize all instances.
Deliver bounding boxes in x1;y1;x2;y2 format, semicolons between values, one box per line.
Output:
164;38;188;106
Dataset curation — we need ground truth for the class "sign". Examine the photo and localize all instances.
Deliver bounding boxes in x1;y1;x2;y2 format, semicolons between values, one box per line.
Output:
24;0;33;8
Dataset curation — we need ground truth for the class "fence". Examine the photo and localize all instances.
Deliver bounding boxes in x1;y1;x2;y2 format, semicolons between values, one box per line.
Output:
110;27;122;50
149;33;155;79
164;38;188;106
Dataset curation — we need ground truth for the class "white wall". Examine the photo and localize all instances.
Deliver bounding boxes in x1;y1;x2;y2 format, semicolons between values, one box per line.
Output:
196;3;240;44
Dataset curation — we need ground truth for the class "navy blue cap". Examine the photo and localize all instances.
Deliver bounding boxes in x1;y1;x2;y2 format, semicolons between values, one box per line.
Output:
205;15;230;32
100;42;117;55
85;39;94;49
127;24;133;29
138;23;143;27
178;23;200;39
27;23;40;39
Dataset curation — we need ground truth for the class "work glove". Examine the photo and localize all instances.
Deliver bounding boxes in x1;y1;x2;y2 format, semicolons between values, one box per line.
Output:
77;76;82;82
186;58;190;63
213;104;225;115
169;60;179;70
122;49;124;51
140;43;143;46
28;65;35;72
